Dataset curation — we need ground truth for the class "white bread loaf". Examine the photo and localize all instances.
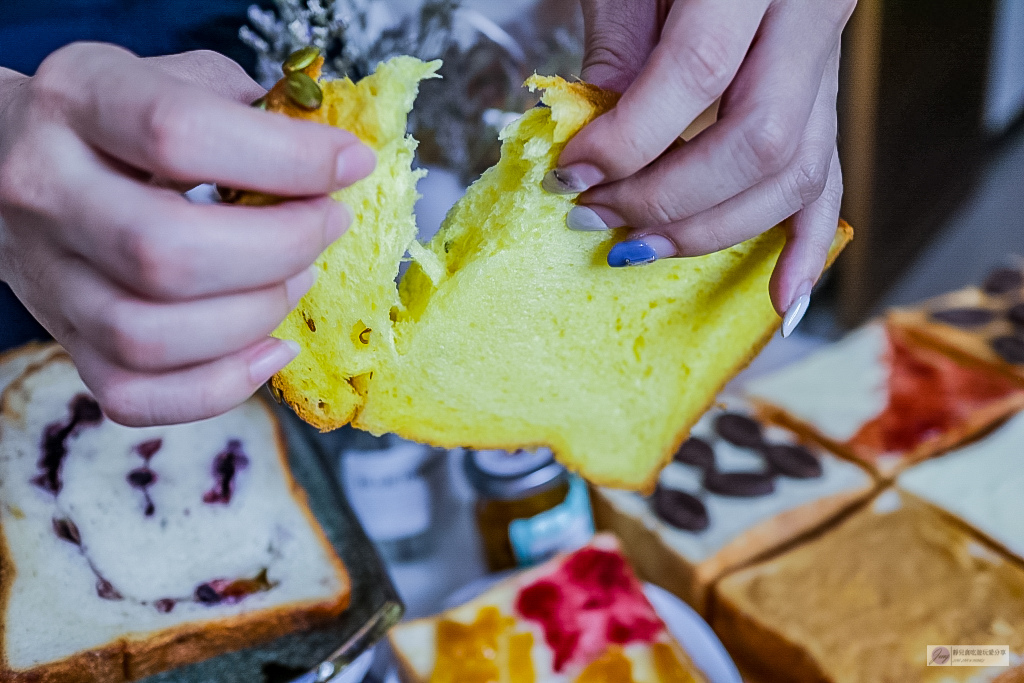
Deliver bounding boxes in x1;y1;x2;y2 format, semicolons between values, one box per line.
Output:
0;346;349;682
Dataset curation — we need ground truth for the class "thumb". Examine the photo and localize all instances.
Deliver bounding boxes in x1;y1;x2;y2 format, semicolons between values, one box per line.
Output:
579;0;666;92
144;50;265;104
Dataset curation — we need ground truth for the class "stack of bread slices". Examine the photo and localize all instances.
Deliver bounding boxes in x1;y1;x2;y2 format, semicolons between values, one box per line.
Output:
593;265;1024;682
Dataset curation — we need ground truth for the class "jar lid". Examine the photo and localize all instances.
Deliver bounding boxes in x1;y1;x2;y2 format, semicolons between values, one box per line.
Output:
464;447;568;500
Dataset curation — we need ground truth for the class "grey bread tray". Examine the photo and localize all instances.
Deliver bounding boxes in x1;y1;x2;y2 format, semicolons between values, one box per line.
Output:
140;401;403;683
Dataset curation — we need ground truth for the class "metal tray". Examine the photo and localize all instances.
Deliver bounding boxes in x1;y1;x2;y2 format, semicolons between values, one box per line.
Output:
140;402;404;683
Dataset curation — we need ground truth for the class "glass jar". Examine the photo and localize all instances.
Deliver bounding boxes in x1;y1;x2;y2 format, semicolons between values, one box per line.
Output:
465;448;594;572
341;434;442;563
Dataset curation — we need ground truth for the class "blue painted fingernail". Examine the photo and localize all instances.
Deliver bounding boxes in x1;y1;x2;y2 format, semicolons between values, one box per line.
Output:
608;240;658;267
607;236;676;267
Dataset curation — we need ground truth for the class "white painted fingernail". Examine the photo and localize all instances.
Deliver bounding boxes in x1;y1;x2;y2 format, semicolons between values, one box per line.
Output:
249;339;300;384
782;293;811;338
285;267;317;306
566;205;610;231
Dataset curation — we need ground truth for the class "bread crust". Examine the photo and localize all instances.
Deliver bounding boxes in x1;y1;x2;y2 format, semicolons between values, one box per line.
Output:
712;587;832;683
0;350;350;682
712;494;1024;682
0;341;62;376
887;294;1024;387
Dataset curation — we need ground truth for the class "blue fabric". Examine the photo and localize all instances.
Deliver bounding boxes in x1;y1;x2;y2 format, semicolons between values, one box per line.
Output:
0;0;261;350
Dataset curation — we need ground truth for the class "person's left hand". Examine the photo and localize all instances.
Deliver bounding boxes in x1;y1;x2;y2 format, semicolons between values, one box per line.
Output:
545;0;856;333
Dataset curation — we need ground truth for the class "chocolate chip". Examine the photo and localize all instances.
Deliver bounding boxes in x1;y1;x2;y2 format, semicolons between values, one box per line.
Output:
97;578;123;601
704;470;775;497
714;413;764;448
762;444;823;479
1008;303;1024;327
930;307;996;328
70;395;102;425
991;335;1024;364
652;486;709;532
154;599;176;613
35;395;103;495
195;584;222;604
127;468;155;488
204;439;249;505
673;437;715;470
52;517;81;546
983;268;1024;295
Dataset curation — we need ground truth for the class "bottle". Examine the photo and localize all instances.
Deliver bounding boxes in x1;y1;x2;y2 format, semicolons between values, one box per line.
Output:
341;433;441;563
465;448;594;572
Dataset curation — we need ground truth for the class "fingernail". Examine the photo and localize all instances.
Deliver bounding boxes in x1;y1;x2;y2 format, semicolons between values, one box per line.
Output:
285;267;317;306
567;205;613;231
607;235;676;267
782;281;813;338
542;163;604;194
249;338;300;385
336;144;377;186
325;201;351;243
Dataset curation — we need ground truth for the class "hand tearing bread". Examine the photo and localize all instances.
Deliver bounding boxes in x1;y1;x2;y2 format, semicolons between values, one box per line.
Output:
233;55;852;492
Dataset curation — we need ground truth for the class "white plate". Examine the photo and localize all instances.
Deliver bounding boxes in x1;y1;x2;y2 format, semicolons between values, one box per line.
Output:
329;648;375;683
643;583;742;683
432;574;742;683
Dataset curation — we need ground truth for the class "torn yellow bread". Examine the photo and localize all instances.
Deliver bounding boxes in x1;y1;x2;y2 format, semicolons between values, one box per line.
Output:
265;59;853;491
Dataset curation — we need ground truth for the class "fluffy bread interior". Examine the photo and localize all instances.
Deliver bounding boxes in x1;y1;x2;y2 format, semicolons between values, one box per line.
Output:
267;62;852;490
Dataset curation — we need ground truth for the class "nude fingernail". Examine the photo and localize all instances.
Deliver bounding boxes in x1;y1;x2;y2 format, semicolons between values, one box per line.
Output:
542;163;605;194
567;205;625;231
782;281;813;338
249;339;300;385
285;267;317;306
336;144;377;186
567;206;608;231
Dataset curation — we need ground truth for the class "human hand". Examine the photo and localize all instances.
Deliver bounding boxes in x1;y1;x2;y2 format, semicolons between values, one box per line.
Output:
544;0;855;333
0;44;375;425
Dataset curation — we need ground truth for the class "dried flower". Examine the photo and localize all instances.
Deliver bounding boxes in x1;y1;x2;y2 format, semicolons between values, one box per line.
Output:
241;0;582;178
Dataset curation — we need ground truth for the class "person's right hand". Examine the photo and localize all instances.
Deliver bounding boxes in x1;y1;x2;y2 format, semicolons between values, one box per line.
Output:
0;43;376;426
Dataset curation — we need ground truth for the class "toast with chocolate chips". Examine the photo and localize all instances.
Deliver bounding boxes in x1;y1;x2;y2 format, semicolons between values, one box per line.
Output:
247;53;853;492
0;346;349;682
889;265;1024;385
590;397;875;614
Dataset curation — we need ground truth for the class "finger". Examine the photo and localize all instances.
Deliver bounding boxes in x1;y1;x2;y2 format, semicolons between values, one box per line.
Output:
579;4;842;230
144;50;265;104
37;42;374;194
579;0;665;92
606;54;840;269
38;140;348;300
607;140;836;268
69;335;300;427
55;254;315;371
770;147;843;320
550;0;770;192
